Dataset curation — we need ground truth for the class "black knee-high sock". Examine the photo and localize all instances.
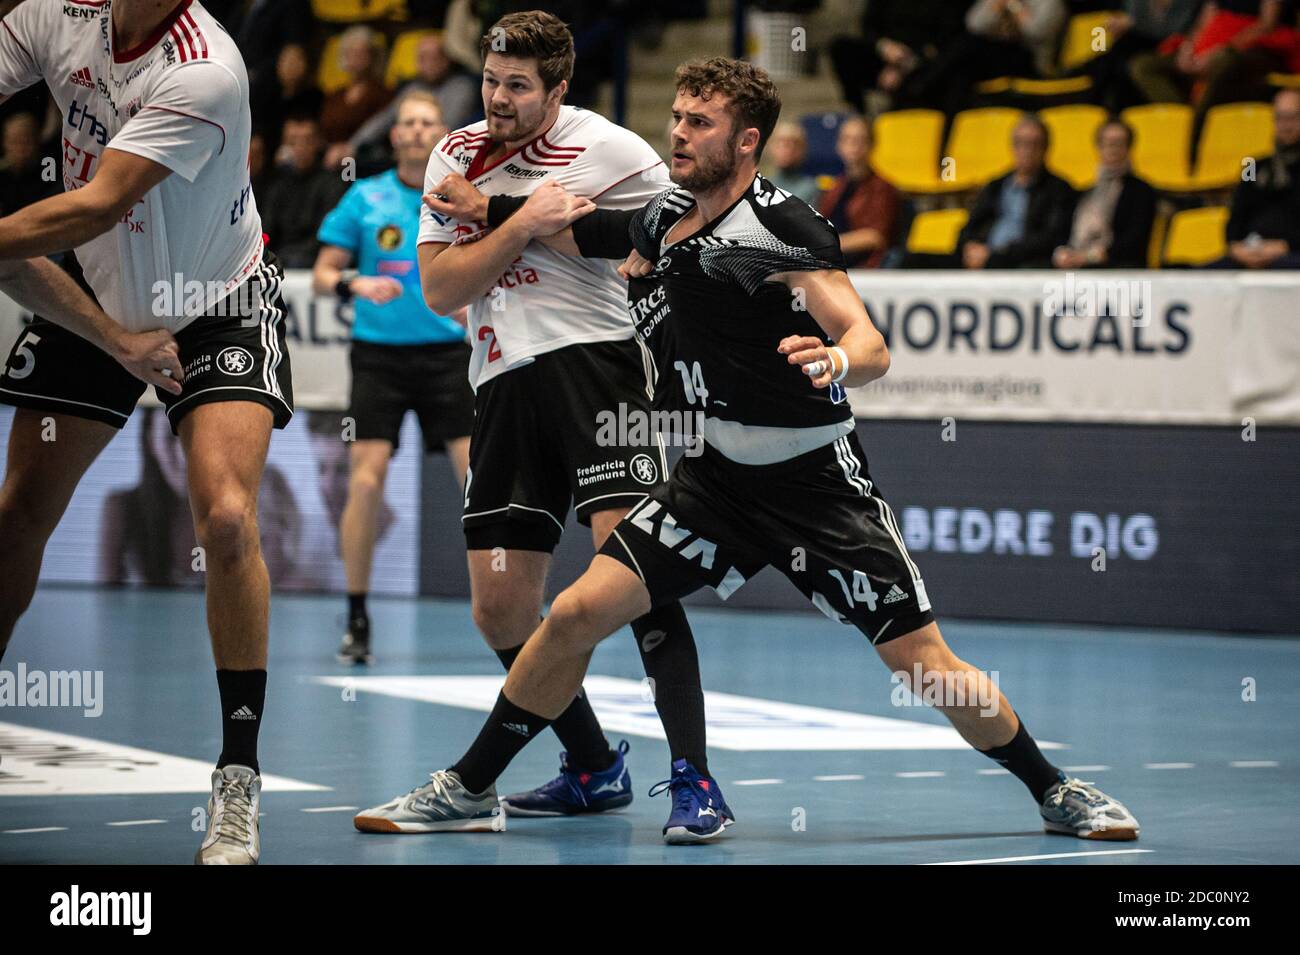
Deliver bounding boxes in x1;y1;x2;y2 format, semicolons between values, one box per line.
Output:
978;713;1062;802
451;691;553;794
630;601;709;776
495;642;613;773
216;669;267;774
347;592;368;623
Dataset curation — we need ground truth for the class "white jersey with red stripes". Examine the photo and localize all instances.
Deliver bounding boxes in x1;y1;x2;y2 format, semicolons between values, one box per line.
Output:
418;104;668;390
0;0;262;332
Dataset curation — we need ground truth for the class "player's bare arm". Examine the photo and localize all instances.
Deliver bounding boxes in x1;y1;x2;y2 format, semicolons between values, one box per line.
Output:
0;149;172;259
0;257;184;394
772;269;889;389
418;179;594;312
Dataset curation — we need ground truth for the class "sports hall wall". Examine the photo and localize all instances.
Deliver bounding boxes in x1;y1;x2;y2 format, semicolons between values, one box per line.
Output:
2;272;1296;634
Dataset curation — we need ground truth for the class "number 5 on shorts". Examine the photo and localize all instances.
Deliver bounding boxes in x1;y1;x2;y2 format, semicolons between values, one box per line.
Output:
7;329;41;381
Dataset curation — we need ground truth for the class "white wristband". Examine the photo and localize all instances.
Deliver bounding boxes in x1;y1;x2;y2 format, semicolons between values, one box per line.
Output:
829;346;849;383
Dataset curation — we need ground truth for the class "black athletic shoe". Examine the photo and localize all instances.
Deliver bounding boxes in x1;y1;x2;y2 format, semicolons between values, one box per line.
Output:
337;618;373;665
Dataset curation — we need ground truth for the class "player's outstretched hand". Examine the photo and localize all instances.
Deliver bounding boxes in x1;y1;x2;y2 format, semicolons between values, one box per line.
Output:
351;276;404;304
518;179;596;237
617;249;654;280
111;328;185;395
778;334;834;389
424;174;488;222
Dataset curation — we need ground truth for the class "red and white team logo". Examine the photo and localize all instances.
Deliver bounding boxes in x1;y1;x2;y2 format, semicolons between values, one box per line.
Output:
69;66;94;88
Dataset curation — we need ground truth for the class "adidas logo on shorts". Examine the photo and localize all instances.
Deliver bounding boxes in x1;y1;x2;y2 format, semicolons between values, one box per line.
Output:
882;585;909;605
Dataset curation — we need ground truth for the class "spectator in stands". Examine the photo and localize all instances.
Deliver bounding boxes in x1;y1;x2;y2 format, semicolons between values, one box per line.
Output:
350;34;481;159
1207;88;1300;268
251;43;324;158
0;112;57;215
231;0;313;89
1129;1;1300;147
905;0;1068;114
261;116;350;269
966;0;1070;77
827;0;974;114
956;115;1077;268
765;122;821;205
1083;1;1204;112
818;116;901;268
249;131;269;208
321;26;395;156
1052;118;1157;269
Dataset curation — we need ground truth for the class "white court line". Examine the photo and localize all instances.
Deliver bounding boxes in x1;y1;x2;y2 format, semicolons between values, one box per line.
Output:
4;827;67;834
925;848;1153;866
1144;762;1195;770
732;778;784;786
107;819;167;827
301;806;359;813
814;774;864;782
1231;760;1279;768
978;768;1011;775
896;771;946;778
1062;765;1110;772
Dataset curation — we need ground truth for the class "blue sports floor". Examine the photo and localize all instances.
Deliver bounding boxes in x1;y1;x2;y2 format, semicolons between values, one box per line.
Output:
2;586;1297;865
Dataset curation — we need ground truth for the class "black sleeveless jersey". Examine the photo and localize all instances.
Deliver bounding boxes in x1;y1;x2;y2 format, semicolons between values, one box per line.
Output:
627;173;852;430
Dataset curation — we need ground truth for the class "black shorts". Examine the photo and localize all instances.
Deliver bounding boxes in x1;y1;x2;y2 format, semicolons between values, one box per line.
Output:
0;253;293;433
349;339;474;452
599;431;935;645
463;338;667;553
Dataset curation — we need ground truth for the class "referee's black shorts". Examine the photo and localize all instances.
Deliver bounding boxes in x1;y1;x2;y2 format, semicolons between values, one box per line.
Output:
348;339;474;452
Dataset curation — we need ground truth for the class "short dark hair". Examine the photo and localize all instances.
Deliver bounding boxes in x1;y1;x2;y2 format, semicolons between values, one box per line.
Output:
673;57;782;161
1097;117;1134;148
479;10;574;92
1016;114;1050;149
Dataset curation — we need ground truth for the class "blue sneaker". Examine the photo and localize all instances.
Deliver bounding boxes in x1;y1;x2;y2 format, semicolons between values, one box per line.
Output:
649;759;735;844
500;740;633;817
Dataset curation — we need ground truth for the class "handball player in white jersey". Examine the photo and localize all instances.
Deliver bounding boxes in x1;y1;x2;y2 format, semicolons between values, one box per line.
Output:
354;12;721;840
0;0;290;864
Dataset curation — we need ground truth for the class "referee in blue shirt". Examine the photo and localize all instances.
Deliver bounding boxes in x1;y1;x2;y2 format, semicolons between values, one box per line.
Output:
312;90;473;663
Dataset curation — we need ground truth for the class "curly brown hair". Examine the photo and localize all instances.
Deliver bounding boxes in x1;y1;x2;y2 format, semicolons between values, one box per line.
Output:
674;57;782;161
479;11;575;92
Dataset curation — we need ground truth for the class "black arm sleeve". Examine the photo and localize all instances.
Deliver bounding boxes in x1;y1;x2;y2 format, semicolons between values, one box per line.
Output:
485;196;638;259
571;208;638;259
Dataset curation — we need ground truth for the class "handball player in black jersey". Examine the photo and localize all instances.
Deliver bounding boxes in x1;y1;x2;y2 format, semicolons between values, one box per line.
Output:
396;57;1141;842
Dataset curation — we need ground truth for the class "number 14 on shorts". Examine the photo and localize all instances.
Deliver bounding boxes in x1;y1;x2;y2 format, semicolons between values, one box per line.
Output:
828;568;877;611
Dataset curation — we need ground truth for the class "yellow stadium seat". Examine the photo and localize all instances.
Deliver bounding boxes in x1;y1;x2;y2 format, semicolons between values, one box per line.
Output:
1060;11;1123;72
906;208;970;255
945;108;1023;190
1189;102;1275;190
870;110;946;192
318;31;389;95
1040;104;1107;190
1162;206;1228;266
1121;103;1194;190
1266;72;1300;88
385;29;438;88
312;0;407;23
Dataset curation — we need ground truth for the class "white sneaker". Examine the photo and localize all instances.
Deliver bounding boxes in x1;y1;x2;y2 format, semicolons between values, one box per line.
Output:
195;765;261;864
1041;776;1140;841
355;769;504;833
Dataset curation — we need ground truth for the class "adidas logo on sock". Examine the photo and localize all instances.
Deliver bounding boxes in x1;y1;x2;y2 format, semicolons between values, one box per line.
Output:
882;585;908;605
502;721;531;737
229;706;257;721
